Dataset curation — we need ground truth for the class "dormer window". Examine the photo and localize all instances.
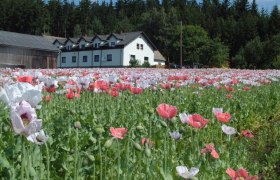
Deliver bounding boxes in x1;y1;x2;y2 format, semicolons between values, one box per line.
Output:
111;42;115;47
94;43;100;48
81;44;85;49
67;45;71;50
137;44;139;49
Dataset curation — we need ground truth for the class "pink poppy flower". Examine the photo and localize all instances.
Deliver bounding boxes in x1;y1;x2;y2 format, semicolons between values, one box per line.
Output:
201;143;219;159
215;112;231;123
226;168;258;180
242;130;254;138
187;114;209;128
110;127;128;139
156;103;177;119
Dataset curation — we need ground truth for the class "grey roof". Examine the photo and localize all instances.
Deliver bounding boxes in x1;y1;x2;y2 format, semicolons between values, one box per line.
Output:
78;36;92;43
154;50;166;61
92;34;109;41
44;35;66;44
0;31;59;52
54;31;158;50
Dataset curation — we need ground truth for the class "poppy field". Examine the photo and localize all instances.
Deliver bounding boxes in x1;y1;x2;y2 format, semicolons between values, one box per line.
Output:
0;68;280;179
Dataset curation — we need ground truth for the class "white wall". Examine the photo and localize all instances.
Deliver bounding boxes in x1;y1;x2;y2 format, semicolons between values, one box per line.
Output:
57;48;123;67
123;35;155;66
59;51;78;68
78;51;92;67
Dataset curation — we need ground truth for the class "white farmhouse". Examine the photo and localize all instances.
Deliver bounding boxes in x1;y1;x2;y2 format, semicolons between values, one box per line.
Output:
53;31;165;68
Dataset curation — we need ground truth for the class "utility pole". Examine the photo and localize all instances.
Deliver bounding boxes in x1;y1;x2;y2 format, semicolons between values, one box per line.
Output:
180;20;183;69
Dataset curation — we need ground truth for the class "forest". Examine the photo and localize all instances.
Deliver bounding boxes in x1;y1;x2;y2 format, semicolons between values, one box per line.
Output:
0;0;280;69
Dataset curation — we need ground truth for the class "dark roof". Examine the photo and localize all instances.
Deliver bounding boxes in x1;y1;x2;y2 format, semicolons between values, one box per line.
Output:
114;31;157;50
0;31;59;52
78;36;92;43
65;38;79;44
92;34;108;42
54;31;158;50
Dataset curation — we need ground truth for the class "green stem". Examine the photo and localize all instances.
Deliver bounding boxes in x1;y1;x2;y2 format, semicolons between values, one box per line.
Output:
45;143;50;180
164;129;167;173
21;136;25;180
117;139;121;180
98;138;102;180
74;128;79;180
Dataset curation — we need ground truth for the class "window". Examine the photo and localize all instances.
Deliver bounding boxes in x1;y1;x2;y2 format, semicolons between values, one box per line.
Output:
107;54;112;61
94;43;100;48
137;44;139;49
130;55;136;60
111;42;115;47
144;57;149;62
67;45;71;50
140;44;143;50
94;55;99;62
72;56;76;63
62;57;66;63
83;56;87;62
81;44;85;49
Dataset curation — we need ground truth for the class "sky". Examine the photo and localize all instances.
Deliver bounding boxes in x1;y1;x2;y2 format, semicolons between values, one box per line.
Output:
56;0;280;13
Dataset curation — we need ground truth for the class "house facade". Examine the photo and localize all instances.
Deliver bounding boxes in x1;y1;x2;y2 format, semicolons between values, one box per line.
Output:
0;31;59;69
55;31;165;68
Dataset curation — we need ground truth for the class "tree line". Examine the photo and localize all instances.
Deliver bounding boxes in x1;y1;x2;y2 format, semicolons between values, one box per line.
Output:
1;0;280;69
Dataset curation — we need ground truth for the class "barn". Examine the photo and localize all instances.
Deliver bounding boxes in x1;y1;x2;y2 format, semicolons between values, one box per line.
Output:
0;31;59;69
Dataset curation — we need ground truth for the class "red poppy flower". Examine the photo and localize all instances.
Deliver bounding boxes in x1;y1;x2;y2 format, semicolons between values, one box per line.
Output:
66;89;80;99
46;87;56;93
130;87;143;94
141;138;155;146
243;86;251;91
188;114;209;128
225;85;233;92
215;112;231;123
109;90;119;97
45;95;52;102
226;168;258;180
226;94;233;99
110;127;128;139
242;130;254;138
156;103;177;119
66;89;74;99
17;76;33;83
161;83;172;89
201;143;219;159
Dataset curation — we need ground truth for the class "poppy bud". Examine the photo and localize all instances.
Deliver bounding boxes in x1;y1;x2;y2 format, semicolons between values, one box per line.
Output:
104;139;113;148
148;108;154;114
145;147;151;157
160;121;167;127
133;142;142;151
74;121;81;129
136;125;144;130
95;127;104;135
89;136;97;143
36;134;45;142
87;154;95;162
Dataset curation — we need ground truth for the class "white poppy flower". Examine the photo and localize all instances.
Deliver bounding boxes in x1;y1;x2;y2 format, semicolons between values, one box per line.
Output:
179;113;192;124
10;101;42;136
27;130;49;145
212;108;223;115
221;124;237;135
176;166;199;179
